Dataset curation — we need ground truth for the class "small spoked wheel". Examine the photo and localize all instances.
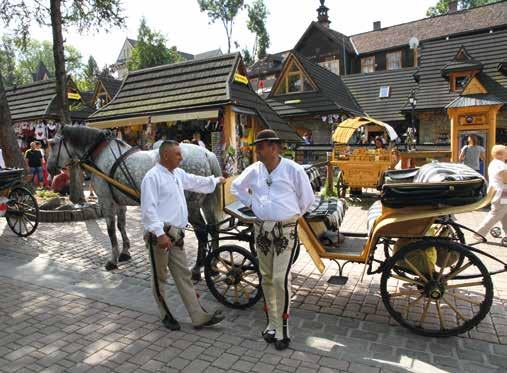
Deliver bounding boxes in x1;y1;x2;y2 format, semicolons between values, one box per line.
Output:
6;187;39;237
336;172;347;198
490;227;501;238
204;244;262;309
380;239;493;337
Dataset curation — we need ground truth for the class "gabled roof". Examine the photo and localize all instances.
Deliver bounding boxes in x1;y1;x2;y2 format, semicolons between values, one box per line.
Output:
248;51;290;78
342;68;418;122
266;52;362;118
89;53;299;141
350;1;507;54
6;78;93;122
295;21;356;55
98;76;123;100
32;61;50;82
194;49;223;60
441;46;483;75
416;29;507;110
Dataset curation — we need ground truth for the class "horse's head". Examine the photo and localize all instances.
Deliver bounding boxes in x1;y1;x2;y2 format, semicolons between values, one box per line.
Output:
47;125;106;175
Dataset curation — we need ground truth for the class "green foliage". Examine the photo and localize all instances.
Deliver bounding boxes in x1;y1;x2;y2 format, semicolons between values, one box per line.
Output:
242;48;254;66
128;18;182;71
197;0;245;53
0;36;16;86
426;0;497;16
246;0;270;60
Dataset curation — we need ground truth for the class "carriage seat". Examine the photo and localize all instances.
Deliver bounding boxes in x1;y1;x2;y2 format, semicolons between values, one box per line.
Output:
304;195;347;246
366;200;382;236
303;164;323;193
381;162;487;208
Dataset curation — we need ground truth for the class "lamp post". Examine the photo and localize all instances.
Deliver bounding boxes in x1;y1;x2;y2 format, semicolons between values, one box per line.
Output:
407;89;417;151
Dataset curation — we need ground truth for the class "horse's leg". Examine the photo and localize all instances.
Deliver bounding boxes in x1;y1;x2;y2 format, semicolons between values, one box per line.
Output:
188;207;208;282
103;203;120;271
117;206;131;262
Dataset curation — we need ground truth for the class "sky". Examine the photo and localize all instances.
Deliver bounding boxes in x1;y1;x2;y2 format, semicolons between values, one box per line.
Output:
1;0;437;69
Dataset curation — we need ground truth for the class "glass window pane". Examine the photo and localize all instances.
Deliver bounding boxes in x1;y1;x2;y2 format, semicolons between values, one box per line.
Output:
289;63;299;73
303;78;313;92
287;74;302;92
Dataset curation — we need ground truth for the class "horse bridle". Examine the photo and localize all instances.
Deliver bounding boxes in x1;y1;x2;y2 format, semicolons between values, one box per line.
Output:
54;136;80;169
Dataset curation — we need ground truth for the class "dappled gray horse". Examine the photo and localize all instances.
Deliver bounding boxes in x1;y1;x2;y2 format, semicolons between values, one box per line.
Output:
47;126;223;275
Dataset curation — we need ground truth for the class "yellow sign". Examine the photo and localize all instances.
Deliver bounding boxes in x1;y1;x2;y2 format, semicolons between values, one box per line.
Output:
68;92;81;100
284;99;301;104
234;73;249;85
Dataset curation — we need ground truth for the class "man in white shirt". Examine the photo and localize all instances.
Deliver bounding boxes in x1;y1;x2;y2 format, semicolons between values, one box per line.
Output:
231;129;314;350
141;140;226;331
475;145;507;240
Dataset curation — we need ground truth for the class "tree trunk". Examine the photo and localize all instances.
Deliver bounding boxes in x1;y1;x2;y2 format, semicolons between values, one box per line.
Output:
50;0;85;204
0;70;25;169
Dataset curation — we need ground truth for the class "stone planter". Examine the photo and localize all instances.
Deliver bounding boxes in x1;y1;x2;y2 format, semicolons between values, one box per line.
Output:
38;203;103;223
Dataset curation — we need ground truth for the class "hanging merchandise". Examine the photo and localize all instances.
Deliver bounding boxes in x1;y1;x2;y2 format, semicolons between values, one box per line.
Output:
47;121;58;139
224;144;237;177
34;122;47;144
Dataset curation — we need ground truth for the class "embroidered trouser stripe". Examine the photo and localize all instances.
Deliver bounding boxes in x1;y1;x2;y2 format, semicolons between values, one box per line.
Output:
282;226;298;340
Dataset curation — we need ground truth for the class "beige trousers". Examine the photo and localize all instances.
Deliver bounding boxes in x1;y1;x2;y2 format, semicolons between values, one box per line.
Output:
144;225;212;326
476;199;507;237
254;217;298;340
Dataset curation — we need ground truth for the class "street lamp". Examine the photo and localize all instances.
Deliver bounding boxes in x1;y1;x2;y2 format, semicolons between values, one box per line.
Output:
407;89;417;151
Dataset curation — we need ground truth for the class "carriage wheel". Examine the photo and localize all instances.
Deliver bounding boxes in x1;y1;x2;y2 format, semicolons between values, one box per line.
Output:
204;245;262;309
380;240;493;337
6;187;39;237
490;227;501;238
336;172;347;198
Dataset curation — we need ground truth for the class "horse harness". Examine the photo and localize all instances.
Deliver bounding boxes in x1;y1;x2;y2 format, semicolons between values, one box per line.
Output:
55;132;141;203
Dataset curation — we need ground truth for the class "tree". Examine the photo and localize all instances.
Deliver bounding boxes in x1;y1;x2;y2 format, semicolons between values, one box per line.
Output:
241;48;254;67
246;0;269;60
0;36;16;86
128;17;182;71
197;0;245;53
82;55;99;90
426;0;497;16
0;70;24;168
1;0;125;203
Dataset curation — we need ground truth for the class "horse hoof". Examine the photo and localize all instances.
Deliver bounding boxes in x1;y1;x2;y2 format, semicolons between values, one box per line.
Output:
191;269;201;282
105;262;118;271
118;253;131;262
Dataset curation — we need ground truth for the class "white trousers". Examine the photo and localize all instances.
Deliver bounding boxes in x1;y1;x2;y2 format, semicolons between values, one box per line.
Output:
476;199;507;237
254;218;298;340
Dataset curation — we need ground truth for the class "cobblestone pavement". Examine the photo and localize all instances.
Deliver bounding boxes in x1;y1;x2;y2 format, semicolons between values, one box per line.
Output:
0;197;506;372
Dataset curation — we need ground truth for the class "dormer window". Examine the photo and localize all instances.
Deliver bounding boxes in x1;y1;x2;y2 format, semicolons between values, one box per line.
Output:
386;51;402;70
361;56;375;73
449;72;473;92
274;59;315;95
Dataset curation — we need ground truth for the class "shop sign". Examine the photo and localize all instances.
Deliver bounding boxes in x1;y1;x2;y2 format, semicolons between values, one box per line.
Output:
234;73;249;85
68;92;81;100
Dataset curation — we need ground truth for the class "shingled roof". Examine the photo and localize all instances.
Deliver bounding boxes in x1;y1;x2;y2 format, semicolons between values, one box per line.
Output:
341;68;418;122
416;28;507;111
266;52;362;118
89;53;299;141
98;76;123;100
350;1;507;54
6;79;93;122
295;21;356;55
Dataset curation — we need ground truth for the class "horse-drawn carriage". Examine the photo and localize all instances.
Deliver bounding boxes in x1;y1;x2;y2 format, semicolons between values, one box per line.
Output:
203;162;506;337
330;116;399;197
0;168;39;237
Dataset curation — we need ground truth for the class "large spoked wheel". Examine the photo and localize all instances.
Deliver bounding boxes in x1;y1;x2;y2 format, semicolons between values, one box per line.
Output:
380;239;493;337
204;244;262;309
336;171;347;198
6;187;39;237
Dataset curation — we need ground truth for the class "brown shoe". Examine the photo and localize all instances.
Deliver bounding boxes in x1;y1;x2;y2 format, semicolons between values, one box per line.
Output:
193;310;225;330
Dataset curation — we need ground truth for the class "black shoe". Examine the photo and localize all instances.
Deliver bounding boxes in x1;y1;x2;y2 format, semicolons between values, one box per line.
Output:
193;310;225;330
162;316;181;331
262;330;276;344
274;338;291;350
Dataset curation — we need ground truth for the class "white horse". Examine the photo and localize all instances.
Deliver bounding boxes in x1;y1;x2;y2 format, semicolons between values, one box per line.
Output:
47;125;223;276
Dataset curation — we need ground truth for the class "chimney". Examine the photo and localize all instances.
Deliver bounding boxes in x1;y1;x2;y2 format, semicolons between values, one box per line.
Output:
373;21;381;31
448;1;458;13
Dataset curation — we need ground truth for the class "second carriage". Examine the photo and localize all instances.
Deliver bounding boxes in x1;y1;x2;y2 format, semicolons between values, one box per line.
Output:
202;162;505;337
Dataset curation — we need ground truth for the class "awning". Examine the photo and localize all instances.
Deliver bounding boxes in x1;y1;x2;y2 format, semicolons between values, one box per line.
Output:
88;116;150;129
151;109;219;123
332;116;398;144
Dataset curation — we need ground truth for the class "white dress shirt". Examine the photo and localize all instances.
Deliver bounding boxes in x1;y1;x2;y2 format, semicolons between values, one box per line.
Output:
488;159;506;203
141;163;220;236
231;158;315;221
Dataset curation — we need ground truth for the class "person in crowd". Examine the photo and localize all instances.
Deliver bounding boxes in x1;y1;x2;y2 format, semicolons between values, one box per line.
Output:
0;148;5;168
374;136;385;149
231;129;314;350
141;140;225;331
25;142;44;188
152;135;167;150
192;132;206;148
459;134;485;172
302;131;313;163
35;141;49;187
474;145;507;240
51;166;70;195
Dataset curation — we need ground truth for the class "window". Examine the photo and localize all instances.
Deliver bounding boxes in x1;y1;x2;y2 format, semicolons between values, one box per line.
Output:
450;73;471;92
319;59;340;75
386;51;402;70
274;60;315;95
379;86;390;98
361;56;375;73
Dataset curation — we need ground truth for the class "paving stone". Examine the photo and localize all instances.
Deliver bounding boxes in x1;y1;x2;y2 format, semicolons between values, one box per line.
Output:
252;361;276;373
318;356;350;370
432;355;461;369
167;357;191;370
182;359;211;373
231;359;255;372
456;348;485;363
347;362;380;373
291;351;321;363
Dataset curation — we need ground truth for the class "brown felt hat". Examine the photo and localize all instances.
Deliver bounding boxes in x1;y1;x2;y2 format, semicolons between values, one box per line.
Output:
251;129;281;145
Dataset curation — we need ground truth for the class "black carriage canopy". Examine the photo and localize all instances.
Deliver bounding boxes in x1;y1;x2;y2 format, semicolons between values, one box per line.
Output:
380;162;487;208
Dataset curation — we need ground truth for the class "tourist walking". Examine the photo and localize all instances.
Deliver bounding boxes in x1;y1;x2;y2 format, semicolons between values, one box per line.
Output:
141;140;225;331
459;134;486;173
231;129;314;350
25;142;44;188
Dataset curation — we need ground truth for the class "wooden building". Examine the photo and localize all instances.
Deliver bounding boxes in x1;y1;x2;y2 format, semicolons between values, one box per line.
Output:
88;53;299;175
91;76;123;109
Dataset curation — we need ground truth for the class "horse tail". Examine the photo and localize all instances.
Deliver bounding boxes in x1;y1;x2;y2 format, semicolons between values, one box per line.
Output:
203;151;224;224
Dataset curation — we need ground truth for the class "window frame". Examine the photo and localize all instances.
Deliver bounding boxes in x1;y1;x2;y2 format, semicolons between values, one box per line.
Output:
273;59;317;96
361;56;375;73
379;86;390;98
386;51;402;71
